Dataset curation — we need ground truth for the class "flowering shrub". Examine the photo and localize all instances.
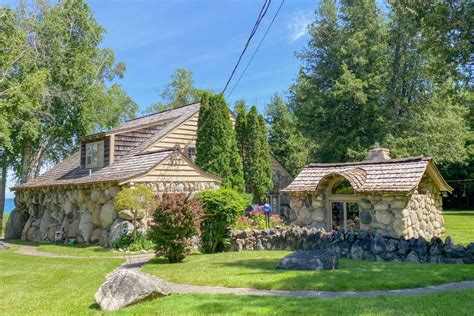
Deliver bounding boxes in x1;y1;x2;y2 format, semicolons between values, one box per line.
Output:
148;193;203;263
234;209;287;230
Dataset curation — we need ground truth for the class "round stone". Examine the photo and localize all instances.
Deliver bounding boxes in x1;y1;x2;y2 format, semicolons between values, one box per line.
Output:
360;211;372;225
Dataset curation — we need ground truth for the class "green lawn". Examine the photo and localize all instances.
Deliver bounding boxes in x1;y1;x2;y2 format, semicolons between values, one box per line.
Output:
0;248;122;315
443;209;474;245
1;248;474;315
142;250;474;292
7;239;137;257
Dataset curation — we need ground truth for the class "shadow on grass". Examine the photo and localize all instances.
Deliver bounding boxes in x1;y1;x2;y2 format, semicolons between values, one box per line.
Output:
7;239;116;254
443;210;474;216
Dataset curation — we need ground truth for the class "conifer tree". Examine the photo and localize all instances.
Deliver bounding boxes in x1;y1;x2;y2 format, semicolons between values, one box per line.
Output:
240;106;273;203
266;95;310;176
195;92;244;192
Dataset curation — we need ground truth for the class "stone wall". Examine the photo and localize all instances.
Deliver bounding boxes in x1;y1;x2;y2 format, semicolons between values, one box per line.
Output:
229;227;474;264
288;176;445;240
7;180;219;246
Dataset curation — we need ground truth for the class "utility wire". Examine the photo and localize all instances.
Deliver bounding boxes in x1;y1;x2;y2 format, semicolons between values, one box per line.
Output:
227;0;285;99
220;0;272;96
178;0;273;155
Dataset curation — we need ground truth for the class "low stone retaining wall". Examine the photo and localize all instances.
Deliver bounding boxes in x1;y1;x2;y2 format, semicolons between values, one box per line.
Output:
229;227;474;264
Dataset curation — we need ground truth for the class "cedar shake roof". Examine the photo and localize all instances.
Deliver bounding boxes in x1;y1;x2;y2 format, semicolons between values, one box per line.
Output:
281;157;453;193
14;103;204;190
14;150;174;189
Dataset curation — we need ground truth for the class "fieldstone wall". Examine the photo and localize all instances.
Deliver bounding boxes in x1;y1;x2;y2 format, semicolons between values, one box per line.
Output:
288;176;445;240
7;180;219;246
8;187;131;247
229;227;474;264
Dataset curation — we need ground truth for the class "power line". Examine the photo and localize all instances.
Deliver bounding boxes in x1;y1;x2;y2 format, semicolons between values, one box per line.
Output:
227;0;285;99
178;0;274;155
220;0;272;96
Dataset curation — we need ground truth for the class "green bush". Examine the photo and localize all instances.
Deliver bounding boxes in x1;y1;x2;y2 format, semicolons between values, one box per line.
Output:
111;233;155;251
148;194;203;263
196;188;251;253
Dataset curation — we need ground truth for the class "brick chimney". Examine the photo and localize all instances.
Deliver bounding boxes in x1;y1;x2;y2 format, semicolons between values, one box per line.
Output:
366;143;391;162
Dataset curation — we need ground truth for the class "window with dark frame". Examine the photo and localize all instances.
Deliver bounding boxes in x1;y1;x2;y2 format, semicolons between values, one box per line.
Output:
85;141;104;168
187;147;196;162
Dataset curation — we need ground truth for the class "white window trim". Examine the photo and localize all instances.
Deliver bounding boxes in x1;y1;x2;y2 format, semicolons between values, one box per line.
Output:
85;140;104;168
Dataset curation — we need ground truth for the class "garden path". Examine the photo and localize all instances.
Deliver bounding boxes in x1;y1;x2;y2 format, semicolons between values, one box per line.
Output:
6;243;474;298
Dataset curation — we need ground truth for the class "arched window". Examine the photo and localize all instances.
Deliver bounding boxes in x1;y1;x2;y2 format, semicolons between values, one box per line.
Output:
331;179;355;195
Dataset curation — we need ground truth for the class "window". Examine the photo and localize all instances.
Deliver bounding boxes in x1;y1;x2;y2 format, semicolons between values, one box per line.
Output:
331;179;355;195
85;141;104;168
187;147;196;162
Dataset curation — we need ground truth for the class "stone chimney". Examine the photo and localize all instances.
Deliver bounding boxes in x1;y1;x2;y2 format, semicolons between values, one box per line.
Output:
366;143;391;162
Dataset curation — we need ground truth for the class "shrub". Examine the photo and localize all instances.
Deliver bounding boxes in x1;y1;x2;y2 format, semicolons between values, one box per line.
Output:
111;233;155;251
196;188;251;253
234;213;286;230
148;194;203;263
114;185;157;242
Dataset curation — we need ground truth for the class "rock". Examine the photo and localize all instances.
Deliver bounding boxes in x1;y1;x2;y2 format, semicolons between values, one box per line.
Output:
385;238;399;252
398;239;410;256
5;209;28;239
0;241;10;251
405;250;419;263
79;211;94;243
370;235;386;255
118;209;145;221
94;270;171;311
100;201;116;228
415;237;428;256
429;237;443;256
63;200;73;214
109;219;134;244
276;250;338;270
375;210;393;225
444;244;466;258
90;228;102;244
349;240;364;260
359;211;372;224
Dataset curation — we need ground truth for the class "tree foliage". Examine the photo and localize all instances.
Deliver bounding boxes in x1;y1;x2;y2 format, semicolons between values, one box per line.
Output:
145;68;209;113
195;92;245;192
149;194;203;263
265;94;310;176
290;0;471;167
196;188;251;253
235;103;273;202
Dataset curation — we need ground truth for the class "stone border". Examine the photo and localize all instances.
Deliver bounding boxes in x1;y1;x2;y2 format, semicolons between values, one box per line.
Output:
229;227;474;264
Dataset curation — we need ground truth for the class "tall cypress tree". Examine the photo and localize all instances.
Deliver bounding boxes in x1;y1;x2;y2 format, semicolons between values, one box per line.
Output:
239;106;273;203
195;92;244;192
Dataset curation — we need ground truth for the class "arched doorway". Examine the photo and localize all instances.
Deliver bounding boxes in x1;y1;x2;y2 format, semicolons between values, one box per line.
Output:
327;178;360;231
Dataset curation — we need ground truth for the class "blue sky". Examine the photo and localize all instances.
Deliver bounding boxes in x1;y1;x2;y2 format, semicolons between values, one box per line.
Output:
3;0;316;198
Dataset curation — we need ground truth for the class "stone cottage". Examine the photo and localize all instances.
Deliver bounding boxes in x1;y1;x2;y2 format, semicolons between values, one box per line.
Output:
7;102;292;245
281;147;453;240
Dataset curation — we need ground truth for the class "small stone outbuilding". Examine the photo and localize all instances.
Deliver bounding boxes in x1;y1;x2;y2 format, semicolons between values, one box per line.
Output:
281;148;453;240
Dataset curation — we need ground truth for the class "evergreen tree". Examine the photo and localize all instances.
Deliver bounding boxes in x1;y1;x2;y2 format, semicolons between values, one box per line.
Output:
234;100;248;164
266;95;310;176
291;0;388;162
195;92;244;192
241;106;273;203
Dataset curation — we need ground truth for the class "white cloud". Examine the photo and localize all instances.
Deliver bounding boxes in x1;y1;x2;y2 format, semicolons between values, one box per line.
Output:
287;11;312;41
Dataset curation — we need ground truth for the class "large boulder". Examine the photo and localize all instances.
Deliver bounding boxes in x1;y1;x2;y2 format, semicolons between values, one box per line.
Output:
276;250;338;270
5;209;27;239
100;201;116;228
0;241;10;250
79;211;94;243
108;219;134;245
94;270;171;312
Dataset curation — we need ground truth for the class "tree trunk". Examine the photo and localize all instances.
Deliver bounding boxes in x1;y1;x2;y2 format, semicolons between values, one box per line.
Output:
0;149;7;238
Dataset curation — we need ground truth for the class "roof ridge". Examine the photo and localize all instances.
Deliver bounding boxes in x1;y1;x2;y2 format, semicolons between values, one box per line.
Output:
124;101;201;123
307;156;429;168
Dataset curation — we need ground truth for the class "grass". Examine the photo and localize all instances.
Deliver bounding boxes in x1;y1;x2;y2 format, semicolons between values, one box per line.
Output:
443;209;474;245
1;248;474;315
142;250;474;292
0;248;122;315
7;239;137;257
115;291;474;315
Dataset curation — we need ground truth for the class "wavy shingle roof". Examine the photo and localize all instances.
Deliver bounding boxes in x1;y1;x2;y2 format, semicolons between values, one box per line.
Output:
281;157;452;193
